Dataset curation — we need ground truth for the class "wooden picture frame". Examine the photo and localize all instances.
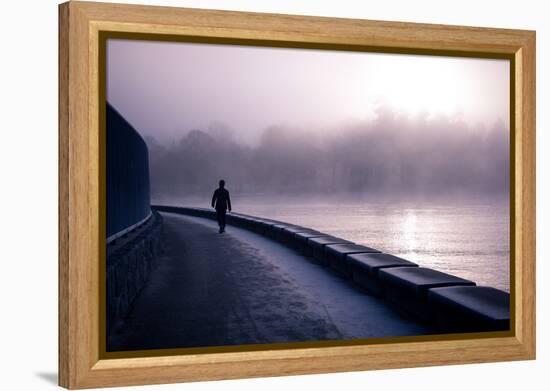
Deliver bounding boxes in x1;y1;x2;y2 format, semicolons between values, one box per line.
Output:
58;1;536;389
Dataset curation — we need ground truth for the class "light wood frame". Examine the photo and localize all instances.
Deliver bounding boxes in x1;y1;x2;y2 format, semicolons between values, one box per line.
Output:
59;1;536;389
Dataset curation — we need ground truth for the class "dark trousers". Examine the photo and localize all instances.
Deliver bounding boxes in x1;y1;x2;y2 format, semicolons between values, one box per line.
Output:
216;208;226;228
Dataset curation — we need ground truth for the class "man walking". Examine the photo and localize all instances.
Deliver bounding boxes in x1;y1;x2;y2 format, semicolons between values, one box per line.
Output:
211;179;232;233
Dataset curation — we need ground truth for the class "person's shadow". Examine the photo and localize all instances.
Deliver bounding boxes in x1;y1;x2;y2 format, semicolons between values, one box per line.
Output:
35;372;57;385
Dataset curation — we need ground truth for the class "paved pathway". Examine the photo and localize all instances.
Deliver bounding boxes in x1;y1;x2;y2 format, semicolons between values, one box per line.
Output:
107;212;430;351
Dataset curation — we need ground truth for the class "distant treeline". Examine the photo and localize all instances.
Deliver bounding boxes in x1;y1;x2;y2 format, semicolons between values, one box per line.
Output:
146;108;509;200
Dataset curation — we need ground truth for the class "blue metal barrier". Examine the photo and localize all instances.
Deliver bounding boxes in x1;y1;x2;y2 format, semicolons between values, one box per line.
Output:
106;103;151;239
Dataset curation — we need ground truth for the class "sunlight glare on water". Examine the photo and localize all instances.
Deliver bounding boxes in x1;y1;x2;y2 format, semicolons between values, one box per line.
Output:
234;199;510;292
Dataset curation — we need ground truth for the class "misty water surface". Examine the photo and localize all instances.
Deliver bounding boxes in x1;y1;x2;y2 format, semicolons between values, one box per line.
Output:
154;194;510;292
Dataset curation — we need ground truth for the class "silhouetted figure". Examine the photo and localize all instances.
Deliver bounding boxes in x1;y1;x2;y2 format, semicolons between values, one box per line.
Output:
211;179;232;233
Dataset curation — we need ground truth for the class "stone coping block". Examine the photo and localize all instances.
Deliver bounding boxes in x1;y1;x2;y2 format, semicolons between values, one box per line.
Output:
294;232;326;255
187;207;214;218
308;235;352;246
255;218;280;227
282;226;319;235
246;218;271;233
280;226;321;247
225;213;241;221
348;253;418;296
269;223;300;240
227;214;256;229
325;243;380;277
228;214;288;235
428;286;510;332
295;231;326;242
225;214;245;227
379;267;475;321
190;207;210;212
271;223;297;230
349;253;417;275
307;236;353;265
163;206;214;220
232;213;281;226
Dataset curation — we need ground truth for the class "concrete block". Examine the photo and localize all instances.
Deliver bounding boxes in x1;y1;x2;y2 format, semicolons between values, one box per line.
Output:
307;236;353;265
428;286;510;332
379;267;475;321
254;219;280;233
194;208;215;219
229;212;250;218
244;220;277;235
234;217;261;231
294;232;326;255
241;217;261;230
230;213;272;231
226;214;247;228
228;214;252;228
325;243;380;277
186;207;212;219
249;219;268;233
269;224;298;241
348;253;418;296
280;227;321;248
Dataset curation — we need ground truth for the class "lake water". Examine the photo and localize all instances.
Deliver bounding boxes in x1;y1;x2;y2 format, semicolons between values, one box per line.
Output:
156;196;510;292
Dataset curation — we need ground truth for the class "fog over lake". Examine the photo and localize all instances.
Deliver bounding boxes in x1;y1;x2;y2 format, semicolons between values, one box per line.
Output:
142;109;509;200
107;39;510;291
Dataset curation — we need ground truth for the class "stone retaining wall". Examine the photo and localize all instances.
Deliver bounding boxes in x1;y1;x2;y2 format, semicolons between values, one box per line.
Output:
106;212;163;335
153;205;510;334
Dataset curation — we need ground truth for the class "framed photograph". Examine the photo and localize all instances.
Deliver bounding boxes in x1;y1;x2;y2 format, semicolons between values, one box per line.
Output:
58;1;536;389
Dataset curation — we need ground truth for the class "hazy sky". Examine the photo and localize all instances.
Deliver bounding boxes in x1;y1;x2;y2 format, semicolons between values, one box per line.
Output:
107;39;509;146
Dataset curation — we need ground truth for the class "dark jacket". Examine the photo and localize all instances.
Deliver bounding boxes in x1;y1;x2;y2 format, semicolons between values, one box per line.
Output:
211;188;232;211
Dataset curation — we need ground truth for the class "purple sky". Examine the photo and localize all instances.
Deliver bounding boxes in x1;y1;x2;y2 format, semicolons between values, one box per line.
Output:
107;39;509;146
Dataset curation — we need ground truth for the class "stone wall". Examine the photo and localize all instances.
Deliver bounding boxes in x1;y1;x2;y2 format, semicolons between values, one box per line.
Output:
107;212;163;335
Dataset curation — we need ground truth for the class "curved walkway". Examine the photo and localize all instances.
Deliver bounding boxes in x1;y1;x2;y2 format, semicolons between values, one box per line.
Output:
107;212;430;351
